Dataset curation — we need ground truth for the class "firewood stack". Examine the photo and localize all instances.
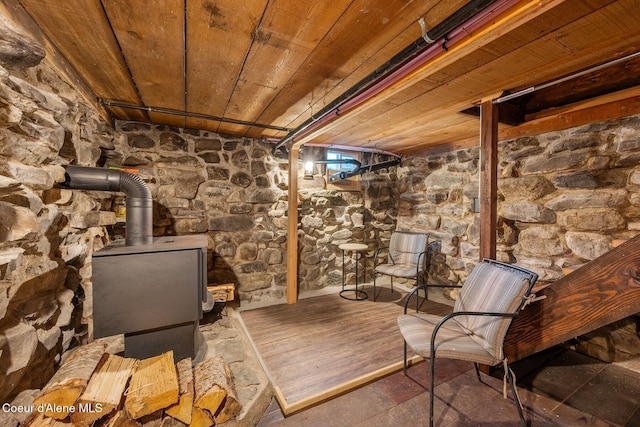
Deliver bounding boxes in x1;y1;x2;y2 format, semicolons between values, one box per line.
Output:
23;343;241;426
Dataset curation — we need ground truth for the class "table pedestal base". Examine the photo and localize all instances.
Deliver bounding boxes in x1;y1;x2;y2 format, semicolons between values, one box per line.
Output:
339;288;368;301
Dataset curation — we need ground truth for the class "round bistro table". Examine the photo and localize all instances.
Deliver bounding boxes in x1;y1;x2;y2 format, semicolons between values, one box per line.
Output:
338;243;369;301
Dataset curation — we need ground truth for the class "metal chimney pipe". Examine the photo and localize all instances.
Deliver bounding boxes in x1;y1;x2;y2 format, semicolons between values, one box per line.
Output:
61;165;153;246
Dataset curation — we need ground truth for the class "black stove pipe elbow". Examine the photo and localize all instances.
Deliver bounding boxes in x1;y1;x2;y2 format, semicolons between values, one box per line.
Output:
61;165;153;246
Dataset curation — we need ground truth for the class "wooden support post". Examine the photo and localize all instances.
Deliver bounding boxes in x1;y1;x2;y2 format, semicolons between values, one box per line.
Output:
286;143;302;304
479;100;498;260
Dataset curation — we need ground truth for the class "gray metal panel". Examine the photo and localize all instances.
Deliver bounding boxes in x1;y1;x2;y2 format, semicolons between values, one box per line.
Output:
93;246;204;338
124;322;197;362
93;235;207;257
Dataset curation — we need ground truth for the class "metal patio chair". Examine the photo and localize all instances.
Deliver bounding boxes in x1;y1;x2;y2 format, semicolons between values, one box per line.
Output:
372;231;429;302
397;258;538;427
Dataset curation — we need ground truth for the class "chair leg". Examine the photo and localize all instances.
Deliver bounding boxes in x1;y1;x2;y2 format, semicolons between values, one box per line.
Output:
373;273;377;302
473;363;482;382
403;341;407;374
429;356;436;427
506;364;527;427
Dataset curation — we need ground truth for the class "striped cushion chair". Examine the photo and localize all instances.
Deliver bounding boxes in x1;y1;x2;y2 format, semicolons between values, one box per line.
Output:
373;231;429;301
397;259;538;427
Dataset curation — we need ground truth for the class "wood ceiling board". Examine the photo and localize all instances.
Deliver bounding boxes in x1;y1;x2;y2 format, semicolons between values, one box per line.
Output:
279;0;470;127
184;117;227;134
104;106;149;123
319;86;468;146
219;1;353;137
185;0;268;122
319;105;472;150
257;0;463;131
102;0;185;110
313;0;614;143
315;0;639;149
17;0;140;103
480;0;640;94
282;0;571;148
379;117;480;153
147;111;188;129
404;134;480;156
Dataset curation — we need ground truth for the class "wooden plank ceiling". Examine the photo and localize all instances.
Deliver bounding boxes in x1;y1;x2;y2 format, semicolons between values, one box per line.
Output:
13;0;640;155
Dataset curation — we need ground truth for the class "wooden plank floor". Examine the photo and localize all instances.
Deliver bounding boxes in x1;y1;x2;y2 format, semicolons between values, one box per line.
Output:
238;286;451;413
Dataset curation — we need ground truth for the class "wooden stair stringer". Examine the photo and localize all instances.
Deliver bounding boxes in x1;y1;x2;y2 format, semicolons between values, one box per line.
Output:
504;234;640;362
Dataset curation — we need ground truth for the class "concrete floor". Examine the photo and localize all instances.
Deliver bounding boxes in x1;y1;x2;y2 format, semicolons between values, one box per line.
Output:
256;346;640;426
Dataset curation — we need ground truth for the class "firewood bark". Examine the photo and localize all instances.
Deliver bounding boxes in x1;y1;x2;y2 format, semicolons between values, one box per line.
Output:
70;353;136;425
165;358;194;424
160;416;187;426
189;407;213;427
124;351;179;419
213;362;241;423
32;341;106;420
23;412;72;426
102;410;141;427
138;409;163;426
193;356;228;415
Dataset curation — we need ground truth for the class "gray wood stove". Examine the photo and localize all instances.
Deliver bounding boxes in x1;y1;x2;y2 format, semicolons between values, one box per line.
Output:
61;165;210;362
92;235;208;362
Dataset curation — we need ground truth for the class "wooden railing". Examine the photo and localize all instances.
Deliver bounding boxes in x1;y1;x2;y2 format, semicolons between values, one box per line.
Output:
504;234;640;361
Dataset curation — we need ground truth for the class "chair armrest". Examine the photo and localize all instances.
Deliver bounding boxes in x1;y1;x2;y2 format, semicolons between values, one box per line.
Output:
373;246;390;264
429;310;519;360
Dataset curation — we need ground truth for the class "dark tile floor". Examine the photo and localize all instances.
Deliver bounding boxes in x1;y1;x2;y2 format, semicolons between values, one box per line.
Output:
257;346;640;426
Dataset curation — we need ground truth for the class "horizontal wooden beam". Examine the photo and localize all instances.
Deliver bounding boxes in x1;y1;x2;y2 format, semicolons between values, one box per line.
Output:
409;91;640;155
505;234;640;361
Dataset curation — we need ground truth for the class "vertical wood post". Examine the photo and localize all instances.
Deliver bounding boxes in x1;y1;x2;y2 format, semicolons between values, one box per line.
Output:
479;100;498;260
286;144;301;304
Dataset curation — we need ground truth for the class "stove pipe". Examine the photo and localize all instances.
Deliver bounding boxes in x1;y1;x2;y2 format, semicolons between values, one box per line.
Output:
61;165;153;246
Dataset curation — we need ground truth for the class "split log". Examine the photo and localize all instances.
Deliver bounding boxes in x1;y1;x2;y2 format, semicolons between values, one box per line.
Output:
32;341;106;419
71;353;136;425
102;410;141;427
190;407;214;427
213;362;241;424
21;412;46;426
23;412;72;426
137;410;163;426
194;356;241;422
124;351;179;419
160;416;187;426
165;358;194;424
193;356;227;414
207;283;235;301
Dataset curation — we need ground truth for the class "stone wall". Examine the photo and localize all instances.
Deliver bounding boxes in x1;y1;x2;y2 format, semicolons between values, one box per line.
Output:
106;122;291;302
0;23;117;401
396;116;640;295
296;150;399;290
